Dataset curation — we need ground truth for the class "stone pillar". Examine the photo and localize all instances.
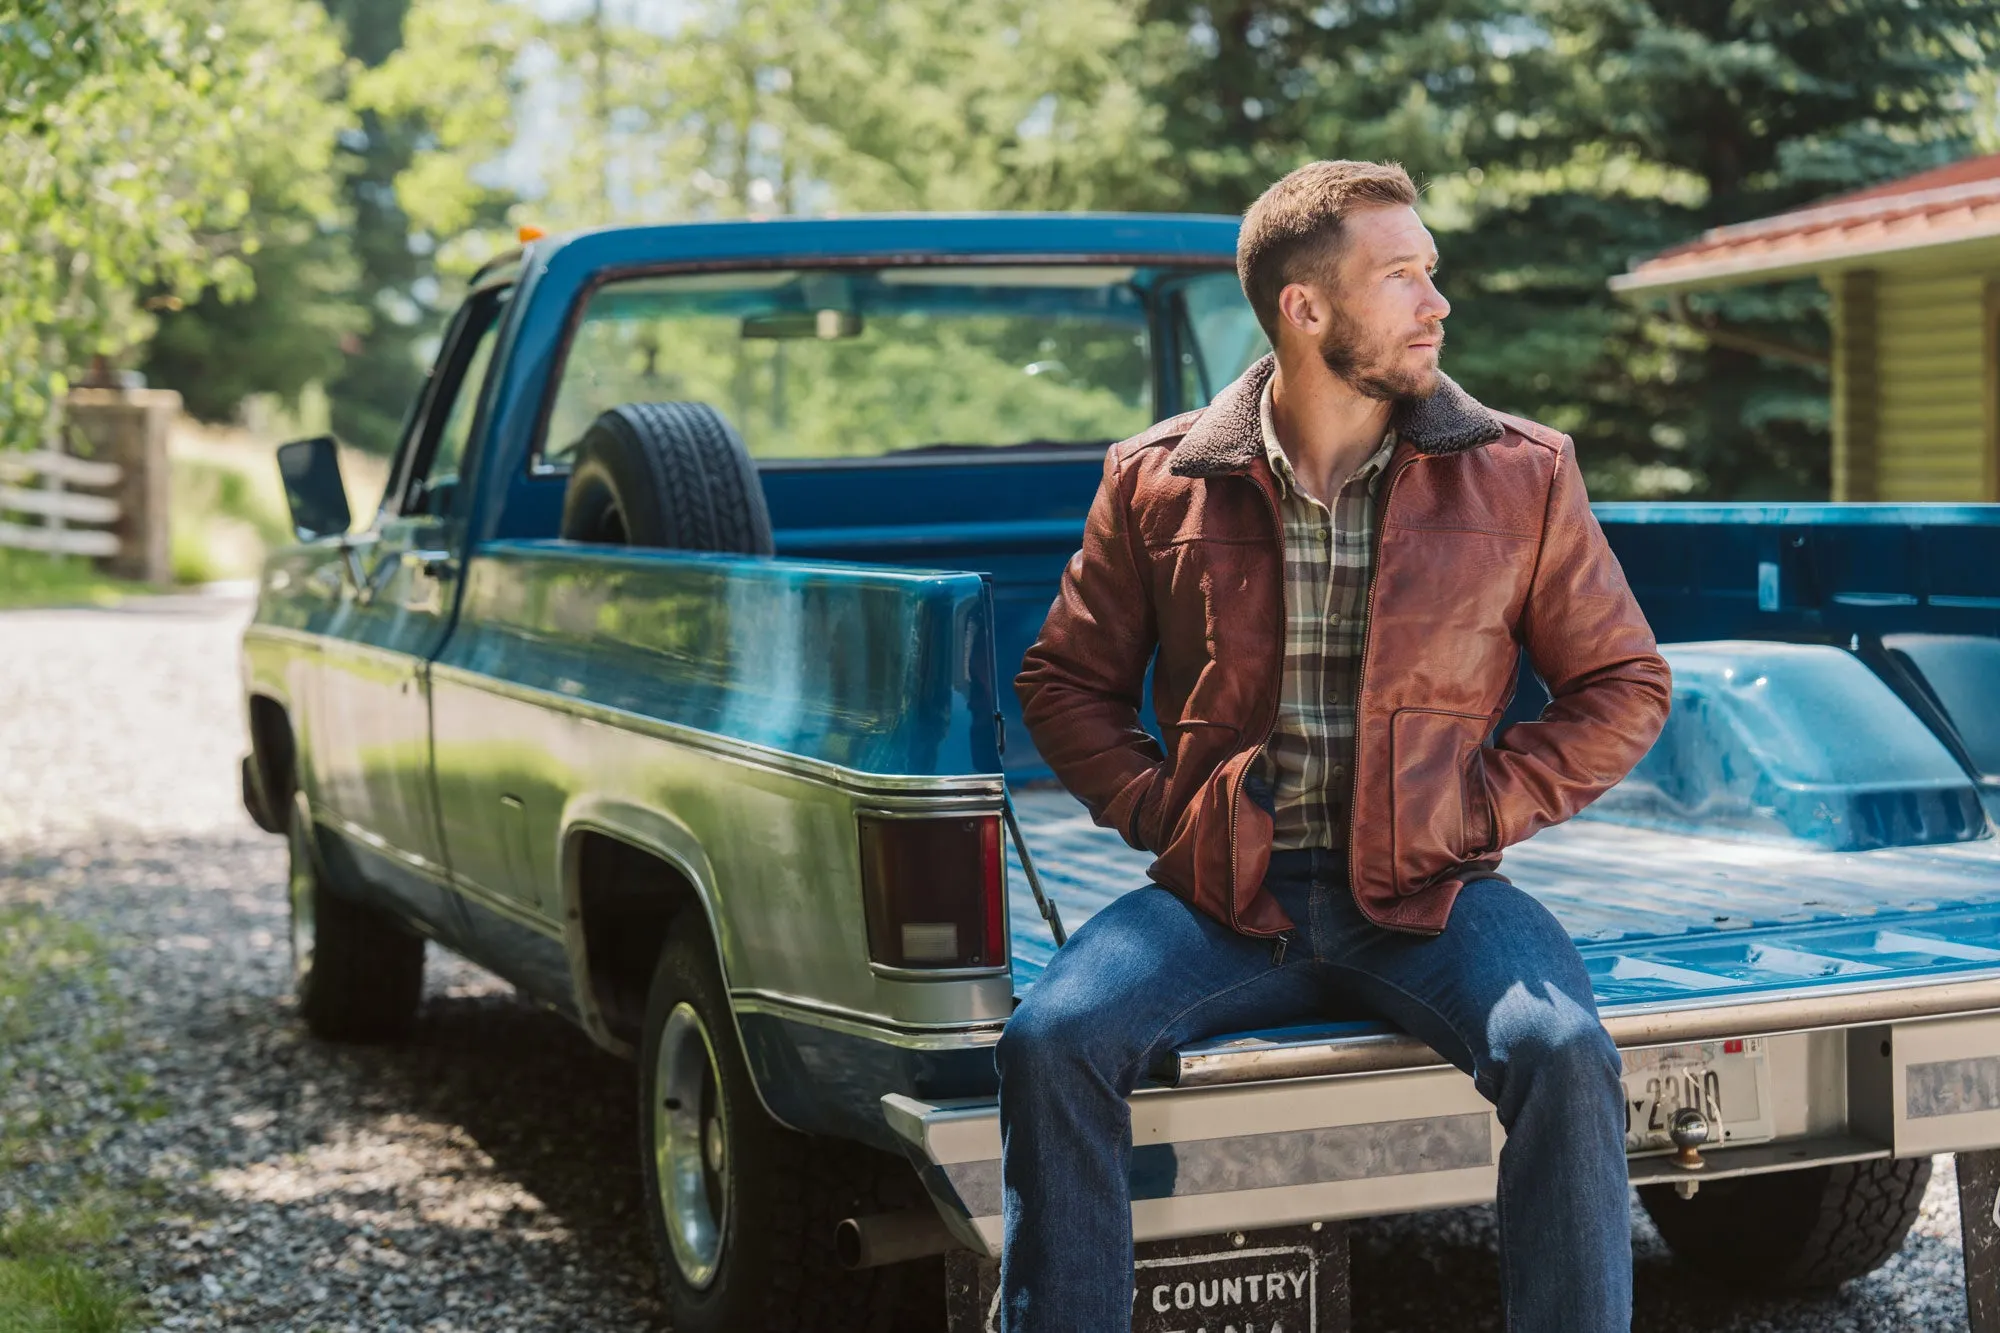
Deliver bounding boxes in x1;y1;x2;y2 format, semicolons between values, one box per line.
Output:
64;387;180;584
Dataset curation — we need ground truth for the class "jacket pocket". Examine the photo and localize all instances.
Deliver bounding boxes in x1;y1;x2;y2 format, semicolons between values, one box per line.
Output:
1144;720;1239;853
1389;708;1494;890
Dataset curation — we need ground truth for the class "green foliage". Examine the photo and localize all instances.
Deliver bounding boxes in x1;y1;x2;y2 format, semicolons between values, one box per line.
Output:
168;453;292;584
0;0;353;453
140;208;364;424
315;0;468;455
358;0;1172;268
348;0;530;273
0;1;134;116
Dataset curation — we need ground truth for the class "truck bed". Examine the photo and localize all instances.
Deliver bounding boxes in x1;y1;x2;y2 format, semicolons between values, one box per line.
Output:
1008;787;2000;1035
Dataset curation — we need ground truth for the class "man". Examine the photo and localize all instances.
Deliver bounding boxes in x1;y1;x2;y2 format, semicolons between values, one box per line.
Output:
1001;160;1673;1331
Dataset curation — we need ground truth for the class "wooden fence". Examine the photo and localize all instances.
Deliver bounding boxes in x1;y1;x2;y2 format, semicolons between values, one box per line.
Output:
1;389;178;581
0;442;125;558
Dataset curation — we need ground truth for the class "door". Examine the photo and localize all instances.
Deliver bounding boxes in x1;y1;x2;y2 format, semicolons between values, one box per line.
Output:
306;285;512;928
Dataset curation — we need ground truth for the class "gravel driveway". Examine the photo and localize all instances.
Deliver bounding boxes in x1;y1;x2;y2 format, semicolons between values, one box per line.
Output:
0;596;1977;1331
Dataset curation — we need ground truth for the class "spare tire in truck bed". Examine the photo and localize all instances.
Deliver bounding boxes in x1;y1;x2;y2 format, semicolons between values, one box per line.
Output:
560;402;774;554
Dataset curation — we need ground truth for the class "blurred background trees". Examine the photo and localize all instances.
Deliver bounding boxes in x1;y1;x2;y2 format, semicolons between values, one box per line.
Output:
0;0;349;450
5;0;1998;498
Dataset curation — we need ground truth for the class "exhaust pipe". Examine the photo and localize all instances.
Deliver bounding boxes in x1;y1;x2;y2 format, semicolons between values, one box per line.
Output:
835;1209;961;1269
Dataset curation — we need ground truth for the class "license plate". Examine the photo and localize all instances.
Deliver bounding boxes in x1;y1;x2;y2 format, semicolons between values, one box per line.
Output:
951;1223;1343;1332
1131;1236;1328;1333
1621;1038;1775;1155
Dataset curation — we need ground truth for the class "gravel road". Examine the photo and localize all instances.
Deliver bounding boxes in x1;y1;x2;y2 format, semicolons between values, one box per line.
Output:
0;596;1977;1331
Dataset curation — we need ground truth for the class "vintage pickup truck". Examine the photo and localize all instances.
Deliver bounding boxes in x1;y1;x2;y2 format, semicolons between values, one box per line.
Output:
241;213;2000;1332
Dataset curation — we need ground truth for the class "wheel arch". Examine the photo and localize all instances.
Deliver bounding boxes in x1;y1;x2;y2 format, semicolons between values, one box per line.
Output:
557;798;794;1125
245;692;298;832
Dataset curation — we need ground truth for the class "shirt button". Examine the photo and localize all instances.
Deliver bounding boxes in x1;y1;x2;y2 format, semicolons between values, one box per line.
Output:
1329;612;1343;625
1332;765;1346;780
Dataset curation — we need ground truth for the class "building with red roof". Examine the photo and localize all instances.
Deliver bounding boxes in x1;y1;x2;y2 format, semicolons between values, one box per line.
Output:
1614;154;2000;502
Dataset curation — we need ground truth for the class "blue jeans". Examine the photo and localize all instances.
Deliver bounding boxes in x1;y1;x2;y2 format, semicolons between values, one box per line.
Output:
995;849;1631;1332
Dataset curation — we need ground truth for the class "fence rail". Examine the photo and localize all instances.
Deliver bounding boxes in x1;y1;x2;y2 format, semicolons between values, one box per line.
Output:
0;446;125;558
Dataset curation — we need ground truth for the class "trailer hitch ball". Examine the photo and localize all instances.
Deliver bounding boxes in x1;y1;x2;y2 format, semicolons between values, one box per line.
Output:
1670;1106;1710;1172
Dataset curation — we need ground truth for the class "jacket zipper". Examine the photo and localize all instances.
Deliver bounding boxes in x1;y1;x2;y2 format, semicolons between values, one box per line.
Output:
1348;454;1440;936
1225;469;1287;937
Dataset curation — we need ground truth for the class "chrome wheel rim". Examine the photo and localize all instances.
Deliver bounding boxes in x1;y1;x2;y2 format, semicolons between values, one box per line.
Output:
287;794;316;991
653;1001;729;1289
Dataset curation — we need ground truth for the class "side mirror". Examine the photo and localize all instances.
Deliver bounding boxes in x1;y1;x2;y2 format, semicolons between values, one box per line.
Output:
276;436;352;542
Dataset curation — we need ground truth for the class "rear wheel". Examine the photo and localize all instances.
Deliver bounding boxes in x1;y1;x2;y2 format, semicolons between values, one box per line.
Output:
287;791;424;1042
1639;1156;1932;1290
637;917;941;1332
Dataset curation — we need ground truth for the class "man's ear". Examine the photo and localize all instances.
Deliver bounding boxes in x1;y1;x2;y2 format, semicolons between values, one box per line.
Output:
1276;281;1325;341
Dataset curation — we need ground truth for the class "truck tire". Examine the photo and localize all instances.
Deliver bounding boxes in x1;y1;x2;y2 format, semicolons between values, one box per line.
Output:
638;916;941;1332
1638;1156;1932;1290
287;791;425;1042
560;402;774;555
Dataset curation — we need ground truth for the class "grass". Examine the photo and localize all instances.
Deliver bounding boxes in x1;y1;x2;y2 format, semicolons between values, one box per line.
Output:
0;550;145;612
0;1206;134;1333
0;907;143;1333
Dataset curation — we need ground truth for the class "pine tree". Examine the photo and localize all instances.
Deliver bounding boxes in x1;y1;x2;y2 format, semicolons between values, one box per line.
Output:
318;0;443;456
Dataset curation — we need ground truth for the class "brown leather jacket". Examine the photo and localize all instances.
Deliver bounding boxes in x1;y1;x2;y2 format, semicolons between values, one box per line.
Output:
1016;355;1672;937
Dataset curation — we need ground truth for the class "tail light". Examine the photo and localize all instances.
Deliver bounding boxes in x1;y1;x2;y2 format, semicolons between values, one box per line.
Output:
857;813;1006;969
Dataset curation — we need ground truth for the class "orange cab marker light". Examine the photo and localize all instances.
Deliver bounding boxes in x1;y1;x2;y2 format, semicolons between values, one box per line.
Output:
518;224;546;243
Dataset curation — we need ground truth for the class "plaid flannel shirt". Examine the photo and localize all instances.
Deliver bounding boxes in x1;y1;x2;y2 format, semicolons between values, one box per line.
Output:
1255;377;1397;851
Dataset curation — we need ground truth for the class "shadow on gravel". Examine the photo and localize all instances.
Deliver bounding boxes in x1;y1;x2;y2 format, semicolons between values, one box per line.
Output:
386;995;643;1237
323;986;660;1303
1350;1199;1969;1332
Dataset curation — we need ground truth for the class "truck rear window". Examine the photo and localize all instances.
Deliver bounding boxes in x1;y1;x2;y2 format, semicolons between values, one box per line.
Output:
538;264;1259;466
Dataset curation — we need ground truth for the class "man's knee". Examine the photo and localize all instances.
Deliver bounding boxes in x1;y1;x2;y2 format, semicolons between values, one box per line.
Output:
1483;980;1621;1106
997;986;1132;1089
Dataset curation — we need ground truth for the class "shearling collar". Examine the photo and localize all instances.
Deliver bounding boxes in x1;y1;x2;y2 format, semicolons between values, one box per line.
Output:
1169;353;1505;478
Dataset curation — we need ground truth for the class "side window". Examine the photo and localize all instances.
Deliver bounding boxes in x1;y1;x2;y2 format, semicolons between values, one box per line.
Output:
397;287;511;518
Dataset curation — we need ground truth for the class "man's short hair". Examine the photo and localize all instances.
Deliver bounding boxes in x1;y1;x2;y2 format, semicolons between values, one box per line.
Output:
1237;160;1418;343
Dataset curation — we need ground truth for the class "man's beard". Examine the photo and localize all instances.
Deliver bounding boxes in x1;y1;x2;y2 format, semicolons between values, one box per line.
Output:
1318;303;1444;403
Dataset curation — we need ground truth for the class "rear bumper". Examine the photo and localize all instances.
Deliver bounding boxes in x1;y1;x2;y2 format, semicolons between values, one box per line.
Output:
889;999;2000;1258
